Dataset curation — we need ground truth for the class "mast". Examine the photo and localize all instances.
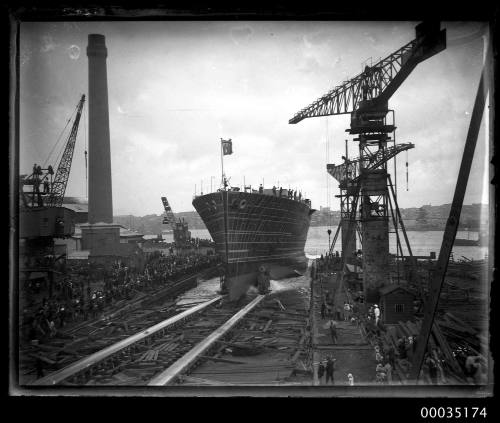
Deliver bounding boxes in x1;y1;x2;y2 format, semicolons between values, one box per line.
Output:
220;138;232;292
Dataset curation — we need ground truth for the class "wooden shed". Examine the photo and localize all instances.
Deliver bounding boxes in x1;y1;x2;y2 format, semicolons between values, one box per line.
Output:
378;285;416;324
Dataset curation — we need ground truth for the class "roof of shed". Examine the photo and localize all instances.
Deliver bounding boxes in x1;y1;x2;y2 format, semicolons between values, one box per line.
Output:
379;284;416;297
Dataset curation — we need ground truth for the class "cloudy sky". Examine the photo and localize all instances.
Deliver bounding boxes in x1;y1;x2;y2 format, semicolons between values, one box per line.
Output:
19;21;489;216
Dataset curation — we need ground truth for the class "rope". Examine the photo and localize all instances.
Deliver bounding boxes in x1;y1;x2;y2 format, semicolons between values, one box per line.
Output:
325;119;332;230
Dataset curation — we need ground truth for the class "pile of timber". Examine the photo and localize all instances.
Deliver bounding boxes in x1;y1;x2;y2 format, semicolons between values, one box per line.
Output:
181;289;312;385
379;312;485;384
20;300;183;380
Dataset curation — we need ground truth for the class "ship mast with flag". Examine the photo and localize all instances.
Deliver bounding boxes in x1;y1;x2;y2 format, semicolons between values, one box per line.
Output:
220;138;233;293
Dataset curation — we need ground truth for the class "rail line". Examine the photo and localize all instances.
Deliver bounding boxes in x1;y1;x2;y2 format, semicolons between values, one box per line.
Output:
32;296;223;385
20;269;217;384
148;294;265;385
31;288;311;387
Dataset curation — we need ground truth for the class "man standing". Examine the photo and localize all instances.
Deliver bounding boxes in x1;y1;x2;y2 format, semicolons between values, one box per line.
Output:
317;360;325;385
348;373;354;386
325;356;335;384
321;301;327;320
344;302;351;321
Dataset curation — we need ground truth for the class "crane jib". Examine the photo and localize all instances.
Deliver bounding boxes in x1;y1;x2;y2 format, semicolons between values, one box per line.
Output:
289;22;446;124
47;94;86;208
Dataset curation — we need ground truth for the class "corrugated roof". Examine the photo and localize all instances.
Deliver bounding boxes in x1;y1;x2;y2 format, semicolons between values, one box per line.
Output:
379;284;415;297
62;203;88;213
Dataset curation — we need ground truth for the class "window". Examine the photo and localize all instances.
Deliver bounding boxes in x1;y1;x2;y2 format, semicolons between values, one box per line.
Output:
395;304;404;313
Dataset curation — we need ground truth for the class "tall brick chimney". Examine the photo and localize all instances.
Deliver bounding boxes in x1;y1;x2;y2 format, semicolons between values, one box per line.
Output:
87;34;113;224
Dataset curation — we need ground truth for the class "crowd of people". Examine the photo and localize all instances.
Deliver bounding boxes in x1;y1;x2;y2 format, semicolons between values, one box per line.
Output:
312;254;486;386
21;252;221;344
244;184;311;206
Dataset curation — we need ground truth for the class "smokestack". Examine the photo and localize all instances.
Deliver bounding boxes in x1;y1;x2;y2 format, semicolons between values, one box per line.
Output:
87;34;113;224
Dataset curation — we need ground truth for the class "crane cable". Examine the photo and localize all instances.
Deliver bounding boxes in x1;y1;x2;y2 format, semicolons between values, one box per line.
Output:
83;97;88;200
325;119;331;227
405;150;408;191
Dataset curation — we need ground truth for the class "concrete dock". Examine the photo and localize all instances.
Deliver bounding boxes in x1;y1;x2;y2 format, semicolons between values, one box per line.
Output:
311;270;376;386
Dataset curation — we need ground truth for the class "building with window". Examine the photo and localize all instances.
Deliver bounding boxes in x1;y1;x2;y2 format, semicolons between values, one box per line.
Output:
378;284;416;324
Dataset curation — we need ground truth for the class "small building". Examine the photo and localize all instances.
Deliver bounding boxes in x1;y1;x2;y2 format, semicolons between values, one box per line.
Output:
378;284;416;324
62;200;88;224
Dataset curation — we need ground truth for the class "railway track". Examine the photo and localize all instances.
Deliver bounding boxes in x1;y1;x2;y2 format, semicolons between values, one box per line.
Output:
21;269;215;384
32;295;224;385
30;282;312;387
32;292;265;386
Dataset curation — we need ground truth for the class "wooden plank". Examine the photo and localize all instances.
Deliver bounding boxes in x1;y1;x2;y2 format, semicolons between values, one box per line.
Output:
290;349;301;363
262;320;273;332
29;354;57;365
179;375;232;385
199;355;246;365
445;313;478;335
431;323;464;376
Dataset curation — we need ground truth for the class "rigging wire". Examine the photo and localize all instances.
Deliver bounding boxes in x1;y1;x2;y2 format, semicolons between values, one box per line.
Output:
83;98;88;199
406;149;409;191
325;119;331;228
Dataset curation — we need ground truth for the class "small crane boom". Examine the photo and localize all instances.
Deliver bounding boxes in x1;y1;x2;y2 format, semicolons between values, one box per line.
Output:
47;94;86;207
161;196;191;246
327;142;415;184
161;196;177;232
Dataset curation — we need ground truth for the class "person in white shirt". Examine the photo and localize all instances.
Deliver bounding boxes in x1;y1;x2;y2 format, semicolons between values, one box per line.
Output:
373;304;380;325
347;373;354;386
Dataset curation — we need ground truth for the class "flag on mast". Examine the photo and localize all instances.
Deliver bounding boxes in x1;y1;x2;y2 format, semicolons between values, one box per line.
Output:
221;138;233;155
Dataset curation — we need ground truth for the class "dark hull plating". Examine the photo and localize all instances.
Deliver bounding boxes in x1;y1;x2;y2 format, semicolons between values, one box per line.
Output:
193;191;313;299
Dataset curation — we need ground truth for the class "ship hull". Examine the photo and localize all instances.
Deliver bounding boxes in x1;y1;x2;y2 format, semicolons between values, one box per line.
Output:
193;191;313;300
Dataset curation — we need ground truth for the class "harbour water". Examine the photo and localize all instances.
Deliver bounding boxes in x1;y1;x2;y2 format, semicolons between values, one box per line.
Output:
174;225;488;303
163;226;489;261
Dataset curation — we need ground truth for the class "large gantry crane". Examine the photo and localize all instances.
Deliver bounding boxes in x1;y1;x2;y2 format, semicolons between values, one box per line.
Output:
289;22;446;305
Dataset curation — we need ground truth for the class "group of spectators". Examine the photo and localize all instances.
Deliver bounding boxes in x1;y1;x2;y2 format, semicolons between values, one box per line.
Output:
21;252;221;344
248;184;311;206
313;254;485;386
